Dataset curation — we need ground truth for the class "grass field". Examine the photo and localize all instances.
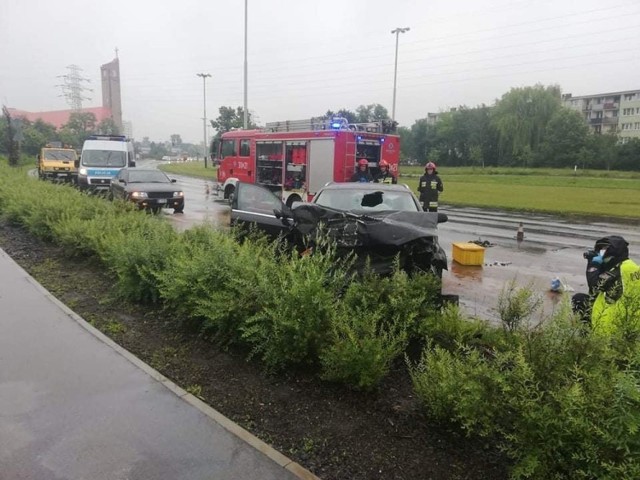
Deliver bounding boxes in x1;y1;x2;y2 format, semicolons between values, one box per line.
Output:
158;160;217;180
398;166;640;219
155;160;640;219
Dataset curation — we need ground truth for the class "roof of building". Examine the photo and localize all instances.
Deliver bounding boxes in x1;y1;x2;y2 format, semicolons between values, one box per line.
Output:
563;89;640;101
7;106;113;129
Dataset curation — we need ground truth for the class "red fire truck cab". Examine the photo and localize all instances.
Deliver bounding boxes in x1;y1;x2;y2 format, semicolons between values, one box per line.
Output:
214;117;400;205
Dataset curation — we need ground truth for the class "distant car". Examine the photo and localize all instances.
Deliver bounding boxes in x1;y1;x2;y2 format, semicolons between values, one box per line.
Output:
109;168;184;214
230;182;448;278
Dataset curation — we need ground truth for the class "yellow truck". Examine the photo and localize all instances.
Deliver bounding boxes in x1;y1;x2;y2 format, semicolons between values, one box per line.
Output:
37;142;78;182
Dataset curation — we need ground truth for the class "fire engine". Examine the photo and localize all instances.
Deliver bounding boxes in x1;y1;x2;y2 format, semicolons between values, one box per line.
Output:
214;117;400;205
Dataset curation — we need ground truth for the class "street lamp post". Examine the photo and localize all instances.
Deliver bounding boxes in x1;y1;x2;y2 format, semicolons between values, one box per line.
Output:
197;73;211;168
391;27;410;122
243;0;248;129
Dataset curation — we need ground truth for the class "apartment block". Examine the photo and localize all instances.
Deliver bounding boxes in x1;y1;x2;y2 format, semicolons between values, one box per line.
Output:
562;89;640;141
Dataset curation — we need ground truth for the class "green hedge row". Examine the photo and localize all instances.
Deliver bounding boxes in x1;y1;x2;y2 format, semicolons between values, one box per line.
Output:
0;165;440;389
2;162;639;478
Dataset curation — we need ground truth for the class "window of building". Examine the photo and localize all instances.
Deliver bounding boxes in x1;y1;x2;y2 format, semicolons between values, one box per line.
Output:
624;93;636;101
239;139;251;157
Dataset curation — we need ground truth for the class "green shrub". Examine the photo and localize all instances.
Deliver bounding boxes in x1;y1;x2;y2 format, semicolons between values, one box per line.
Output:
410;300;640;479
409;343;511;436
497;279;543;332
98;214;179;303
421;303;502;352
157;226;272;344
241;243;351;371
320;269;441;390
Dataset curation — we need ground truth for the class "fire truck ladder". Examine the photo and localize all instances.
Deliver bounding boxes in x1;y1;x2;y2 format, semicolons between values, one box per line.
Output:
265;117;396;134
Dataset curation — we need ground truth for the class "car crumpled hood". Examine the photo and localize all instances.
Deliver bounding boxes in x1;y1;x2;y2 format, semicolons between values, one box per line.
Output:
290;203;440;248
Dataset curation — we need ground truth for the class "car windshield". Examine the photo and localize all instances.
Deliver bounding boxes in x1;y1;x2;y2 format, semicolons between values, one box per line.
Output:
43;149;76;161
314;188;419;212
82;150;126;167
127;170;170;183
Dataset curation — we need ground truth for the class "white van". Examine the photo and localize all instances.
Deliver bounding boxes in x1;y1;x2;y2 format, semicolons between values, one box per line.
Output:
77;135;136;191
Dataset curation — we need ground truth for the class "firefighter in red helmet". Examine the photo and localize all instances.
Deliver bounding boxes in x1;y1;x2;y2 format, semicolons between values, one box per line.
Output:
351;158;373;183
374;159;397;184
417;162;443;212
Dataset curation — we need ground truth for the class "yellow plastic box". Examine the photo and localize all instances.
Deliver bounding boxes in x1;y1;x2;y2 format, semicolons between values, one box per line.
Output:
452;242;485;266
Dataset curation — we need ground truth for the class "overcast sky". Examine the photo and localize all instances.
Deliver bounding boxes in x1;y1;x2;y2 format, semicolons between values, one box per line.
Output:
2;0;639;144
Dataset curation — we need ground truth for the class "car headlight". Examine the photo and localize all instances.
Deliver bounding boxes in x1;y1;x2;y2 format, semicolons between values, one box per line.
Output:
79;168;88;175
173;191;184;197
130;191;148;199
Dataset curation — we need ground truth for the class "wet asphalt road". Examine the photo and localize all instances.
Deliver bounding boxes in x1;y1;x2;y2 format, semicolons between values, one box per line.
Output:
152;160;640;323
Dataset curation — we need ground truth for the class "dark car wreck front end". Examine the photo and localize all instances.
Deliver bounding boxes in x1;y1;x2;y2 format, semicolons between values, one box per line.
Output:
287;203;448;277
230;182;448;280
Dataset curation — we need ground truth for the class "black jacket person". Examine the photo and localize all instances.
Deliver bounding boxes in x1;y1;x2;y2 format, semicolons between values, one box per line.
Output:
350;158;373;183
373;160;397;184
417;162;443;212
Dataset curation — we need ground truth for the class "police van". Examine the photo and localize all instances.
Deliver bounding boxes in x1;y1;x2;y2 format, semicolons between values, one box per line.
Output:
77;135;136;191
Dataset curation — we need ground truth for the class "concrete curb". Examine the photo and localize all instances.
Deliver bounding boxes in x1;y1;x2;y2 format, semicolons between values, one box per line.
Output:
8;251;320;480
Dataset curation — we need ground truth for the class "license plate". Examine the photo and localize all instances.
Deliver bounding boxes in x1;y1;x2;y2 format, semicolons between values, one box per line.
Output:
157;199;167;204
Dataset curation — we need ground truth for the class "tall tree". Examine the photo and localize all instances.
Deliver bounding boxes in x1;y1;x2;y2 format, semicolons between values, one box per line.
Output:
615;138;640;171
491;84;561;166
397;126;412;162
2;105;20;166
408;118;438;164
210;106;256;140
149;141;169;158
170;134;183;146
534;108;590;168
96;118;119;135
355;104;389;122
324;109;357;123
63;111;97;145
587;133;619;171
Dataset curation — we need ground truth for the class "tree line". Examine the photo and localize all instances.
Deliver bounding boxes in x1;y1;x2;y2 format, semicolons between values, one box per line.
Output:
5;85;639;171
0;108;119;157
399;84;640;171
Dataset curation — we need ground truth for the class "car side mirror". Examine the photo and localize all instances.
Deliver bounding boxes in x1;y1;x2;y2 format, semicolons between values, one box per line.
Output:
74;159;79;168
118;178;126;184
37;154;41;160
437;213;448;224
171;179;177;183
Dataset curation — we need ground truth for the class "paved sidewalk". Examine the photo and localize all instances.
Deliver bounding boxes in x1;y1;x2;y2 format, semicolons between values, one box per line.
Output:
0;249;317;480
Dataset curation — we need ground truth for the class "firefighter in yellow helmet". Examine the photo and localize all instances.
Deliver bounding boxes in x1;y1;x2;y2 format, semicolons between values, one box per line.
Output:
572;235;640;334
373;160;397;184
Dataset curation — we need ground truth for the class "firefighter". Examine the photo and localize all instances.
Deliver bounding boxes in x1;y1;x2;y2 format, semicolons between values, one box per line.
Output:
374;160;397;184
572;236;640;334
417;162;443;212
351;158;373;183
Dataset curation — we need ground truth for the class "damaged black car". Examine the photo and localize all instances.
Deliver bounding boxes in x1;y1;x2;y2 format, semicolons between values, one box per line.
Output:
230;182;449;280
